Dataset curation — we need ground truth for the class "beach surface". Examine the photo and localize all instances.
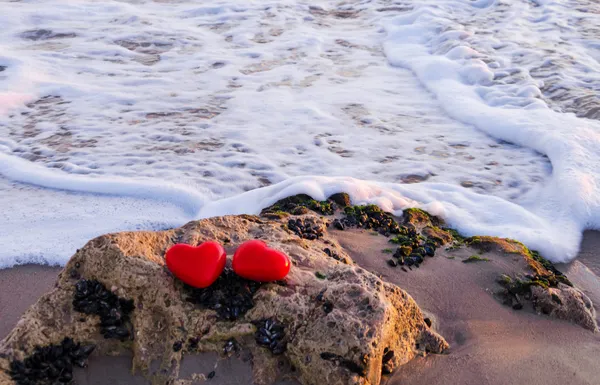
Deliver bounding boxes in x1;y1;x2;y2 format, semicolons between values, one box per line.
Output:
2;230;598;385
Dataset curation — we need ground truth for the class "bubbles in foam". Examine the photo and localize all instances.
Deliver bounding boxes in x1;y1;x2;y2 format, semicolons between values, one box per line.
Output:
1;0;599;266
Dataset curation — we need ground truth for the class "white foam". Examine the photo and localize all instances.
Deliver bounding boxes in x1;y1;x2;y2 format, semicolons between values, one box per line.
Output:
1;0;600;266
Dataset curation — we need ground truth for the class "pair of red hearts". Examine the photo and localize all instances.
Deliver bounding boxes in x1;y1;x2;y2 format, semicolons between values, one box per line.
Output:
166;240;290;288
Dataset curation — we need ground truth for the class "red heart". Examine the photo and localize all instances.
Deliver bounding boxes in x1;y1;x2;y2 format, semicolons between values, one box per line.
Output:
232;240;291;282
165;241;226;288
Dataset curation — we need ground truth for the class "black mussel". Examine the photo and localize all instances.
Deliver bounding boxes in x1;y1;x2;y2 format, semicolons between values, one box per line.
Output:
315;288;326;302
255;318;287;355
256;335;271;346
188;337;199;350
424;244;435;257
185;268;262;321
382;350;395;363
414;247;426;256
173;341;183;352
272;342;286;355
411;254;424;264
223;339;237;355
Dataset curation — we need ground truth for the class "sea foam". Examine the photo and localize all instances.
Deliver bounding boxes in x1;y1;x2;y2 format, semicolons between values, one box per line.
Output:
1;0;600;266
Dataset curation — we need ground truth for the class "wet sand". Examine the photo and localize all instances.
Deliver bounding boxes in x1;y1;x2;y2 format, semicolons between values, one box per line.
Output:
1;232;600;384
0;264;61;339
335;230;600;385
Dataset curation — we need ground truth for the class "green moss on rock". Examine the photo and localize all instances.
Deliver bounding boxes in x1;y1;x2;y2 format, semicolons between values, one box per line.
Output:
463;255;490;263
422;226;453;246
402;208;433;227
342;205;401;235
327;192;351;207
261;194;334;216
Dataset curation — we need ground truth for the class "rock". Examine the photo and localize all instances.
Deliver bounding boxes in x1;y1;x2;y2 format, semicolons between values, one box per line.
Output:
342;205;401;234
402;208;435;227
261;194;333;216
327;193;351;207
421;227;453;246
332;219;345;231
400;174;429;184
21;29;76;41
394;246;412;259
531;284;598;332
482;235;597;331
0;213;447;385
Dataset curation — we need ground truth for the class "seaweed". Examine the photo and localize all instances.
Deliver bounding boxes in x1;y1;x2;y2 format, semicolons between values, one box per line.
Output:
462;255;490;263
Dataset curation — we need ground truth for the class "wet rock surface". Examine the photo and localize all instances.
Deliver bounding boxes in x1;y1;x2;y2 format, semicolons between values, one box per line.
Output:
21;29;76;41
0;210;446;385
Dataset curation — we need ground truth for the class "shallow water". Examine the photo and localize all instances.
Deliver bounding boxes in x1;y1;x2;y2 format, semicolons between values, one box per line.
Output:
1;0;600;265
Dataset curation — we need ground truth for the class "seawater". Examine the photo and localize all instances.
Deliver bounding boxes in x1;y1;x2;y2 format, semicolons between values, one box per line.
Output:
1;0;599;266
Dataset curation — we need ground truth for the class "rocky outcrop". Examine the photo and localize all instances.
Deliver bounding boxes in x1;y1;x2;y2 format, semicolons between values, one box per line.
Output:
531;284;598;332
464;236;598;332
0;212;447;385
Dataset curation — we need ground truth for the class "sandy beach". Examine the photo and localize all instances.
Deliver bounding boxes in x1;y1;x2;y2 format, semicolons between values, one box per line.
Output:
2;228;598;385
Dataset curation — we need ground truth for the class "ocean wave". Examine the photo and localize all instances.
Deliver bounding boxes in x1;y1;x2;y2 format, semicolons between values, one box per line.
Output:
1;0;599;266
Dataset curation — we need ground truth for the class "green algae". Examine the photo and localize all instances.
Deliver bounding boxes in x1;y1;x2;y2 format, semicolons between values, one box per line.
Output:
463;255;490;263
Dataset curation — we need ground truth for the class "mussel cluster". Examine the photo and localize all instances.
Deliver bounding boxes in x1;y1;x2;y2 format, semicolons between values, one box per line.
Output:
9;337;95;385
72;279;134;340
335;205;401;235
387;226;437;269
185;268;262;321
254;318;286;355
287;218;324;240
